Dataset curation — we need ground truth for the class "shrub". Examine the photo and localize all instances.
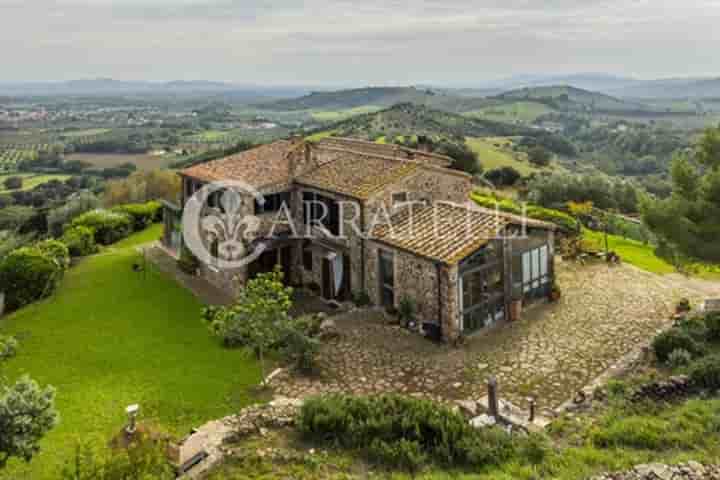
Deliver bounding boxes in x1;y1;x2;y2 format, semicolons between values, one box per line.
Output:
485;167;521;187
282;326;320;374
71;209;132;245
3;176;23;190
297;394;544;470
471;193;579;232
61;226;98;257
705;312;720;342
112;201;162;231
0;335;18;361
36;239;70;271
352;291;371;307
398;296;416;327
668;348;693;368
652;328;702;363
689;355;720;390
368;438;427;473
0;247;61;311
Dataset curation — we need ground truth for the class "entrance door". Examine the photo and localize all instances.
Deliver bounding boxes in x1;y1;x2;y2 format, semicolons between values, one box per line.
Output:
378;250;395;308
321;257;333;300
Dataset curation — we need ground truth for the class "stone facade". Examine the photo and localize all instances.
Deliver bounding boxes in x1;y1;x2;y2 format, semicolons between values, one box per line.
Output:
168;137;556;343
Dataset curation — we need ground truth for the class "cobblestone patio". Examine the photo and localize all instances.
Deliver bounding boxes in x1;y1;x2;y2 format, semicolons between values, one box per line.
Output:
270;262;702;416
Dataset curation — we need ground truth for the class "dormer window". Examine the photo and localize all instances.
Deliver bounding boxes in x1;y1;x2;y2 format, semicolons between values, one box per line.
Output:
392;192;408;206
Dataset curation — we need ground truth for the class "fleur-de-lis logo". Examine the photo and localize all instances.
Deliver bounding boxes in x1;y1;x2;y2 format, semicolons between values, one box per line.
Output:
182;180;266;269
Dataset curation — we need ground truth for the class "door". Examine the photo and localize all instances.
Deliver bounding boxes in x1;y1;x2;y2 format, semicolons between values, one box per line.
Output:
321;257;333;300
378;250;395;309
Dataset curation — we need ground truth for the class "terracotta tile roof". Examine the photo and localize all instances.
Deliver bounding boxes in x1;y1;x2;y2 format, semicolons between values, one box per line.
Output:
295;153;421;199
180;140;297;189
371;202;510;265
317;137;453;167
466;203;558;231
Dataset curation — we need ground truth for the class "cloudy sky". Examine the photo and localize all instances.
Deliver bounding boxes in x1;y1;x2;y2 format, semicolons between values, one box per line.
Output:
1;0;719;85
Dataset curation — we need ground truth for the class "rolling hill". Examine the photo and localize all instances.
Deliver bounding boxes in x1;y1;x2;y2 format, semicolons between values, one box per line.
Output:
255;86;492;114
494;85;653;112
311;103;537;141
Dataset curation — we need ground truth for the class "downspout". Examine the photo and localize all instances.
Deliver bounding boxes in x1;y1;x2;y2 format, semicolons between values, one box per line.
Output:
360;202;366;292
436;262;443;340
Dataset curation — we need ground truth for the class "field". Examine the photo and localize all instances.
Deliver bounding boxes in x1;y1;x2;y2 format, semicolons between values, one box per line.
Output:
65;152;171;171
464;100;553;123
466;136;550;175
0;149;32;171
0;173;71;192
311;105;384;122
0;225;262;479
583;229;675;275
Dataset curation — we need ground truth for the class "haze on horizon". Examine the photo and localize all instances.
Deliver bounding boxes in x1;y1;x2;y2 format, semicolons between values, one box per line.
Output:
1;0;718;86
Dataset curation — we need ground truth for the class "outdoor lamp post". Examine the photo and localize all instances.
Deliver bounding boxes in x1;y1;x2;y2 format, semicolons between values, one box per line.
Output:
125;404;139;435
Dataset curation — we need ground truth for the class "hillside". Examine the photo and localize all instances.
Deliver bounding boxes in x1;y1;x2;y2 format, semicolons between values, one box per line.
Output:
607;77;720;99
495;85;653;112
255;86;492;114
312;103;536;141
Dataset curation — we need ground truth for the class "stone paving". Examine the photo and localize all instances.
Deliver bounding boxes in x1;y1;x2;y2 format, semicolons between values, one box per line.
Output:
270;262;703;416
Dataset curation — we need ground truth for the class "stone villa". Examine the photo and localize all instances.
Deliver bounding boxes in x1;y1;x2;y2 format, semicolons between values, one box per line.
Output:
162;137;556;342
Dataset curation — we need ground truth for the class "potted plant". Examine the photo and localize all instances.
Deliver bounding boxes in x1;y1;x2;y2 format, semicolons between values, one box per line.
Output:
549;282;562;302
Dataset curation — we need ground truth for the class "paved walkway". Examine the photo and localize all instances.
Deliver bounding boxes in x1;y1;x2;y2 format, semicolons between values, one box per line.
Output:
270;262;703;416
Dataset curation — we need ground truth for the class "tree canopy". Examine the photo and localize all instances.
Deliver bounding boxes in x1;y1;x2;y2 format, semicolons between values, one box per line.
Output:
642;124;720;262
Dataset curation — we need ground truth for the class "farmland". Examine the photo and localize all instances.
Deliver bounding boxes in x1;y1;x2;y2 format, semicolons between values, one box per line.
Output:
64;152;173;171
0;173;71;192
0;149;32;172
464;100;554;123
467;136;553;175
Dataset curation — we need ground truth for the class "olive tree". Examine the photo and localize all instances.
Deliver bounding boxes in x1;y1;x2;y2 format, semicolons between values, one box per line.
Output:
0;335;59;469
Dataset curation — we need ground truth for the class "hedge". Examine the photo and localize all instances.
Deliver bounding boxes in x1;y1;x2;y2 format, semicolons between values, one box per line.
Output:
297;394;547;470
36;239;70;271
0;247;61;312
471;193;579;232
111;201;162;231
70;209;132;245
61;225;98;257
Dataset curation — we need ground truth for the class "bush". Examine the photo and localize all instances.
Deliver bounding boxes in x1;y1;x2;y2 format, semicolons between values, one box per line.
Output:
689;355;720;390
70;209;132;245
112;201;162;231
36;239;70;271
297;394;545;470
471;193;579;232
368;438;427;473
485;167;522;187
652;328;703;363
352;291;371;307
3;176;23;190
668;348;693;368
61;226;98;257
705;312;720;342
282;328;320;374
0;247;61;311
398;296;416;327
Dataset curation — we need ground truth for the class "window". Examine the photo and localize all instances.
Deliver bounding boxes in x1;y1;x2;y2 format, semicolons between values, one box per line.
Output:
303;191;340;236
460;258;505;334
255;191;290;215
303;246;313;272
514;244;551;300
392;192;408;206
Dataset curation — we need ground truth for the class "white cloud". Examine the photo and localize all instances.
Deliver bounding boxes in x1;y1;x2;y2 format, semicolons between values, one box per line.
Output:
0;0;718;83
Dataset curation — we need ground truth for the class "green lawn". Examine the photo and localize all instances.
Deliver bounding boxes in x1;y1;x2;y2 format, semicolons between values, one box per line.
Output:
464;100;554;123
0;224;262;479
583;229;676;275
466;137;543;176
0;173;72;193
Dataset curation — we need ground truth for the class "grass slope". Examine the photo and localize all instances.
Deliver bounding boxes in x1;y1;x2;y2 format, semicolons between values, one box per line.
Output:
495;85;652;112
0;224;261;479
466;137;541;175
0;173;71;192
583;229;675;275
464;100;554;123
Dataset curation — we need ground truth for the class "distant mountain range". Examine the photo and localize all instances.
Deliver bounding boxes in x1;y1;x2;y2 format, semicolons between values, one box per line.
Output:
476;73;720;99
0;78;312;99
